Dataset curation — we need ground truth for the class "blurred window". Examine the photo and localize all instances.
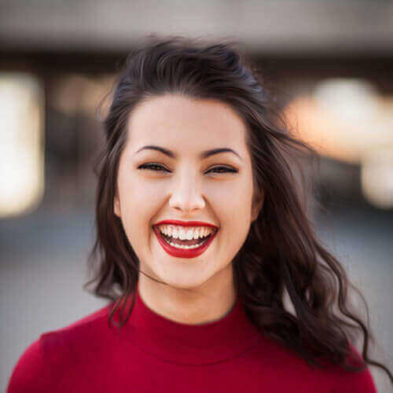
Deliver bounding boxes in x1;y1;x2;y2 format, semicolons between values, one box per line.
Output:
0;73;44;217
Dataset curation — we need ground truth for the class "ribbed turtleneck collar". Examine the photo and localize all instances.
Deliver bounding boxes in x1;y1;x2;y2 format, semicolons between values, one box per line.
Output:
113;288;262;365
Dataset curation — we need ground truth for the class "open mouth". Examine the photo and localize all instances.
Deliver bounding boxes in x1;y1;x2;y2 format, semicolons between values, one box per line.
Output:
158;231;214;250
152;225;218;257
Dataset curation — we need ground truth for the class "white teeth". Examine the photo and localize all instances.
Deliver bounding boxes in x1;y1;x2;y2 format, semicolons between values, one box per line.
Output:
166;238;208;249
186;230;194;240
179;228;186;240
157;224;215;240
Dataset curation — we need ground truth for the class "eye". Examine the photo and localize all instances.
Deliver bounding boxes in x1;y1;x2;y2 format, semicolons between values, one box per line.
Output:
137;163;170;172
206;166;238;174
137;163;238;175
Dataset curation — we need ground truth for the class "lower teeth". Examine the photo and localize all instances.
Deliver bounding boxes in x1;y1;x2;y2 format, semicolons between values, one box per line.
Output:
164;237;208;250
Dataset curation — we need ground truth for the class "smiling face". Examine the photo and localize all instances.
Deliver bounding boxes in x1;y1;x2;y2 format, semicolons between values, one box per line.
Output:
114;94;262;293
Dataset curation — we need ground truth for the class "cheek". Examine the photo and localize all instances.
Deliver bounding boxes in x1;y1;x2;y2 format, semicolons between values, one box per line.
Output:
210;185;253;239
209;176;254;212
118;172;161;210
117;176;158;237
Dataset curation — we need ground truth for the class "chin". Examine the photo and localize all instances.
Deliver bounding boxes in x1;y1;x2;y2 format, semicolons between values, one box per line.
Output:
155;269;213;291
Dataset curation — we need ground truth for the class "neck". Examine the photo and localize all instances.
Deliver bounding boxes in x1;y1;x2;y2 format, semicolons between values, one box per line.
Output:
137;266;237;325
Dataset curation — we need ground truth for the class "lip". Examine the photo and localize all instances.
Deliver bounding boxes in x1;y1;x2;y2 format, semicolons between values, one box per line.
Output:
153;224;218;259
153;219;218;229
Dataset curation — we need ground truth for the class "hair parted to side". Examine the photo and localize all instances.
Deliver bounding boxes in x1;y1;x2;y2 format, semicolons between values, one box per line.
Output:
84;35;392;381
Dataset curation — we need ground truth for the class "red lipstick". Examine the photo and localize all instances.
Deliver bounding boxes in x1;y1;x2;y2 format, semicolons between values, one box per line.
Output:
154;219;218;229
153;220;218;259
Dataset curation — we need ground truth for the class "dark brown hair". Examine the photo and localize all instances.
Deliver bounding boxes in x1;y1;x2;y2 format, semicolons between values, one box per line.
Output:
85;35;392;381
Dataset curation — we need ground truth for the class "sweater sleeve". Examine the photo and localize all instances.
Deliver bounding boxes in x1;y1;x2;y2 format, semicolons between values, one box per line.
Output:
331;344;377;393
333;366;377;393
7;337;53;393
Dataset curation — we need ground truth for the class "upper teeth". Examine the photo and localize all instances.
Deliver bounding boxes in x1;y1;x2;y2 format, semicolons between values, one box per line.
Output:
157;225;215;240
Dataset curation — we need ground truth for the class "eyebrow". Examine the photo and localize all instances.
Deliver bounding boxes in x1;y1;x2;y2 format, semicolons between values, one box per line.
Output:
135;145;243;161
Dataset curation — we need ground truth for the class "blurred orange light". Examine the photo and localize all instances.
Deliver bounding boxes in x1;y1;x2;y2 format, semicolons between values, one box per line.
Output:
284;78;393;208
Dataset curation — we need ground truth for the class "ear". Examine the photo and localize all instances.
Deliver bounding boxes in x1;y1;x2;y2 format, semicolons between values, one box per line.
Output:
251;191;264;223
114;195;121;218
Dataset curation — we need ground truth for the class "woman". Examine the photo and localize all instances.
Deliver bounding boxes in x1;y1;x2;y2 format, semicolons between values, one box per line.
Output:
7;36;392;393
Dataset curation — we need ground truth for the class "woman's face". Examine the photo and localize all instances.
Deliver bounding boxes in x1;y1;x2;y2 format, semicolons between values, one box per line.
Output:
114;94;262;290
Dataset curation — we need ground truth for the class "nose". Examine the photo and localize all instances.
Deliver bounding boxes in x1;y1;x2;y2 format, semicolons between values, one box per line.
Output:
168;169;205;214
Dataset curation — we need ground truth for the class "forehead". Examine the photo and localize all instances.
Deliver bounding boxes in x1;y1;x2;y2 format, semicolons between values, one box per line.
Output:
126;94;248;153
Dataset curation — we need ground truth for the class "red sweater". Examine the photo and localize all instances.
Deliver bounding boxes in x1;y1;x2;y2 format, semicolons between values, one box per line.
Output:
7;289;376;393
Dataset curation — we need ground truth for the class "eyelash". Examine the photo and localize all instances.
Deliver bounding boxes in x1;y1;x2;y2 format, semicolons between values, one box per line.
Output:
137;163;238;174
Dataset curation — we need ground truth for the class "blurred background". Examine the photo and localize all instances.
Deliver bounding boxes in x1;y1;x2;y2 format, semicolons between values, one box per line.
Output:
1;0;392;392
